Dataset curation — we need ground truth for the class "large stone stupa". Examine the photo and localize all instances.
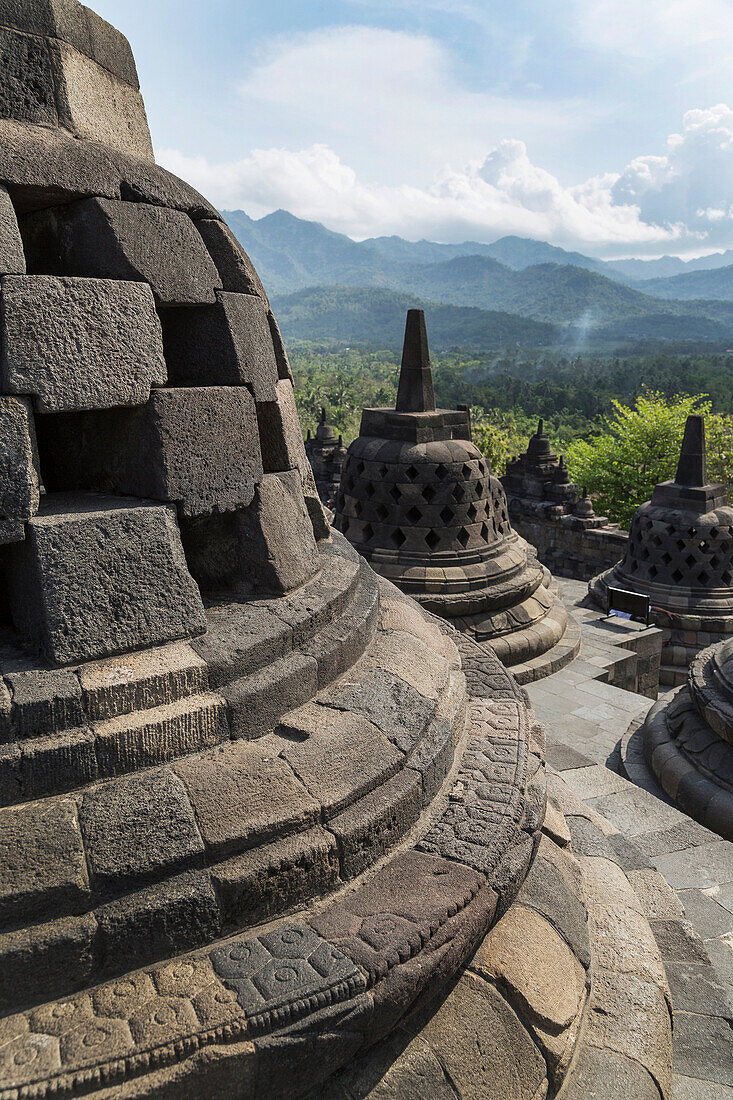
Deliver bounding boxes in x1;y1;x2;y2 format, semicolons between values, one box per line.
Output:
0;7;674;1099
590;416;733;685
333;311;579;681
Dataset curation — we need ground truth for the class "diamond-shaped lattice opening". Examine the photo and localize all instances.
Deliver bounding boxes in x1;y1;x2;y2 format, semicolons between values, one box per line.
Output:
665;523;677;536
362;522;374;542
440;506;454;525
354;500;363;517
467;503;478;522
405;465;419;481
462;464;472;479
435;464;448;480
672;568;683;583
364;483;375;498
457;527;470;548
354;461;365;476
685;554;696;568
391;528;406;549
406;506;422;523
651;534;661;547
676;539;686;552
422;484;436;503
687;526;697;538
649;565;658;578
343;476;354;493
724;571;733;585
699;540;709;554
698;569;710;585
640;547;649;560
721;541;731;553
481;522;490;540
451;484;464;502
390;484;401;503
710;527;719;539
629;561;639;573
425;530;441;551
711;555;721;570
661;552;672;565
377;464;388;478
339;516;349;534
375;503;389;521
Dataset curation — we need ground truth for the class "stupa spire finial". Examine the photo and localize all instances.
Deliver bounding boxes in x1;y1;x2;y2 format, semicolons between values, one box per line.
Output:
396;309;435;413
675;415;707;487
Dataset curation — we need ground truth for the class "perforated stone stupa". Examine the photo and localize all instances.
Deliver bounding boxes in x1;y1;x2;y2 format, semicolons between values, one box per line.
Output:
334;312;579;681
305;409;347;508
590;416;733;685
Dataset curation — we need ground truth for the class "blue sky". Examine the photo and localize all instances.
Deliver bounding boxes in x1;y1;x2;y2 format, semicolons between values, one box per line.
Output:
94;0;733;258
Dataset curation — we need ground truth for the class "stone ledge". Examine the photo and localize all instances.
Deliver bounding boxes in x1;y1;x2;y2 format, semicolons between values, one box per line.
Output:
0;613;545;1099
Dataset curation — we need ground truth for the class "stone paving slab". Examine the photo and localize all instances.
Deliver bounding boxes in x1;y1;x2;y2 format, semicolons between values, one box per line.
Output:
528;582;733;1095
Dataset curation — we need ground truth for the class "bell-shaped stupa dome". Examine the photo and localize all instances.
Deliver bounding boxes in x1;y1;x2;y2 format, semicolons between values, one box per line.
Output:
589;416;733;685
334;310;578;679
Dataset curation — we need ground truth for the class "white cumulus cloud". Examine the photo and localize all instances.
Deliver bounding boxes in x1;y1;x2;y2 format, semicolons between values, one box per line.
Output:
159;102;733;257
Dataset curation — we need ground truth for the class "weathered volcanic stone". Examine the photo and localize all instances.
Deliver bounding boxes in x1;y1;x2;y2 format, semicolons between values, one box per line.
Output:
0;0;141;88
51;39;153;159
235;470;318;594
160;291;279;398
39;386;263;517
0;396;40;544
22;197;221;305
0;185;24;275
0;798;89;923
6;494;206;665
277;703;404;817
257;379;311;473
174;740;319;859
0;275;166;412
0;27;59;127
196;219;268;298
79;768;204;894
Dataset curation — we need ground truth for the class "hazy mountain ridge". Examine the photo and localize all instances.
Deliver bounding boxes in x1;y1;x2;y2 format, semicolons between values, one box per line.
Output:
271;286;556;348
223;208;733;343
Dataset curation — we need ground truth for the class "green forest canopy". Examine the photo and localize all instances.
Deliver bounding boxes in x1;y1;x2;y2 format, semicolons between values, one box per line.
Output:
291;342;733;526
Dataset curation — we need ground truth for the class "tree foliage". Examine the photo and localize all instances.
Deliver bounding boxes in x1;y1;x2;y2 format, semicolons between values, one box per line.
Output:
564;392;733;527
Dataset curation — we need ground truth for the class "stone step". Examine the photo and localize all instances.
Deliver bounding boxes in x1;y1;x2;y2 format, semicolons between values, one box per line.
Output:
224;562;379;738
0;692;230;805
1;641;210;740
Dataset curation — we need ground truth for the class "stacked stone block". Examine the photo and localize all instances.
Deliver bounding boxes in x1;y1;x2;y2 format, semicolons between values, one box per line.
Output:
0;5;330;667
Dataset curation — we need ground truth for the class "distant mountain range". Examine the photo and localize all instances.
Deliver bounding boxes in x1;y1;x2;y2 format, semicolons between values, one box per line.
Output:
223;208;733;345
270;286;555;349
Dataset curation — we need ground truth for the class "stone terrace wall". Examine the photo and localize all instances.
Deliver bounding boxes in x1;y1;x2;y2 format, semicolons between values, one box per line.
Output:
512;514;628;582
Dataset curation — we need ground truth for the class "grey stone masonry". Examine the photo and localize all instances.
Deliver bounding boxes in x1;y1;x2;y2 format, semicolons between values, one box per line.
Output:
195;218;269;299
7;493;206;665
0;16;153;159
0;0;141;88
21;198;222;306
38;386;264;517
0;183;24;274
0;395;40;544
305;408;348;508
0;275;166;412
160;290;279;398
502;417;624;582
